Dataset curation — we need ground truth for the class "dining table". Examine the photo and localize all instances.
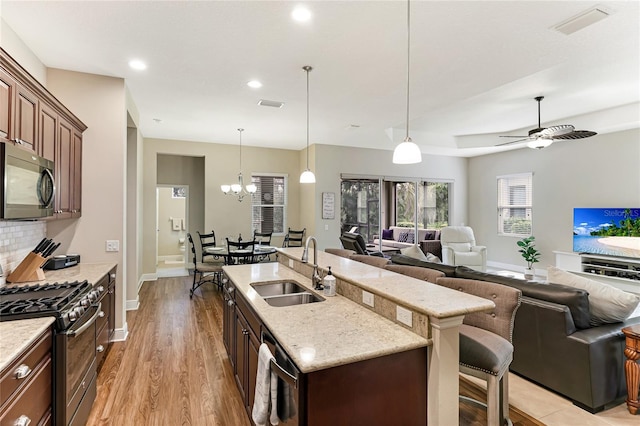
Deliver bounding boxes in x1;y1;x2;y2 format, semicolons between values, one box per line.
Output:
204;244;278;263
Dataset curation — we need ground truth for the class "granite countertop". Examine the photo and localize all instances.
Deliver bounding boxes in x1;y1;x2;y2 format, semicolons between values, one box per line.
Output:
280;248;495;319
6;262;117;287
223;262;430;374
0;317;55;371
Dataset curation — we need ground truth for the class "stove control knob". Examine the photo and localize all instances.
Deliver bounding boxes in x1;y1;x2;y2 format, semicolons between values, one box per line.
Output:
75;306;85;317
80;299;90;307
88;291;98;302
97;286;104;293
68;311;77;322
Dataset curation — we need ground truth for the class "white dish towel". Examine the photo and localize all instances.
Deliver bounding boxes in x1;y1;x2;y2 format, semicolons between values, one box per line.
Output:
252;343;280;426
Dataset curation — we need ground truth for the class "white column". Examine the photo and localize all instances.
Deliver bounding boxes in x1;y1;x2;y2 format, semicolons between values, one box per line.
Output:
428;315;464;426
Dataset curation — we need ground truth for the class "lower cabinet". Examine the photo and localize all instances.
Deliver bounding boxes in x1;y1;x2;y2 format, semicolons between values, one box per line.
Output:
232;287;260;417
95;266;117;372
0;326;53;426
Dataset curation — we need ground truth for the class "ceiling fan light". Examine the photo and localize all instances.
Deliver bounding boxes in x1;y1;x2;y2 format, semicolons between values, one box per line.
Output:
300;169;316;183
527;139;553;149
393;139;422;164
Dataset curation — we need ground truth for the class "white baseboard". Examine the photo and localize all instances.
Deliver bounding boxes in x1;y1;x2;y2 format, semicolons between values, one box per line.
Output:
112;322;128;342
126;298;139;311
140;273;157;286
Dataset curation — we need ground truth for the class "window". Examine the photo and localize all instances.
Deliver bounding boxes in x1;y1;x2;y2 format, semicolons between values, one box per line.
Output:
394;181;450;229
497;173;532;236
251;174;287;235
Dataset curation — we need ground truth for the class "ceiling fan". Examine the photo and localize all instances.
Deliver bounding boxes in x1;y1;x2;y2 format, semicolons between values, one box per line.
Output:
497;96;597;149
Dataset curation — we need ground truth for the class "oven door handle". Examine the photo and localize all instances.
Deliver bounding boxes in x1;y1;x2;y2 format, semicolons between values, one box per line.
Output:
66;303;101;337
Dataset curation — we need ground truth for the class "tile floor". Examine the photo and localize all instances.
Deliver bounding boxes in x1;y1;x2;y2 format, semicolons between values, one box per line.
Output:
465;372;637;425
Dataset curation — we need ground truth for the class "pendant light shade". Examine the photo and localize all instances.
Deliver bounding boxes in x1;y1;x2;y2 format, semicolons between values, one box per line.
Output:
220;128;257;202
393;0;422;165
300;65;316;183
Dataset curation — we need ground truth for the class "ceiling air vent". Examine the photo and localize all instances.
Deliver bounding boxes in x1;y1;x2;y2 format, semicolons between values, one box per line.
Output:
258;99;285;108
553;7;610;35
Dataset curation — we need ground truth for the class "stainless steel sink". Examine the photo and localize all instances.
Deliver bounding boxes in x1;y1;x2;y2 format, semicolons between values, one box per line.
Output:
251;281;308;297
251;281;325;307
263;292;325;307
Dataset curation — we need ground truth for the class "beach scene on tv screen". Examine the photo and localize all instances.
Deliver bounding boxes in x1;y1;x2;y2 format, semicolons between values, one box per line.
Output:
573;208;640;258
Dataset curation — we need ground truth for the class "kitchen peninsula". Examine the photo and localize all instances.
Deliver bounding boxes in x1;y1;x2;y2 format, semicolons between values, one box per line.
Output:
223;248;494;425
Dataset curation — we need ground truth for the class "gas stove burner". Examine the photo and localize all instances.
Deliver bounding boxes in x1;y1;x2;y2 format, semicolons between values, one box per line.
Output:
0;279;95;330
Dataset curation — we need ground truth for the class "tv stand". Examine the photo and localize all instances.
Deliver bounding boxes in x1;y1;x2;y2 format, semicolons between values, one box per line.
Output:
555;251;640;294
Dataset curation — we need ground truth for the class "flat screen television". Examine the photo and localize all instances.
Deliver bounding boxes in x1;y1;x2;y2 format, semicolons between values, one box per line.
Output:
573;208;640;258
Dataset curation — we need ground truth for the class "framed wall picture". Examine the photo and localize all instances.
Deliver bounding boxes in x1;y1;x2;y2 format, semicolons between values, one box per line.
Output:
322;192;335;219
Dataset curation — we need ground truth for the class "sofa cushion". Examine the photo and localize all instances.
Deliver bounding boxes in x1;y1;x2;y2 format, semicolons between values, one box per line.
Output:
385;264;445;282
454;266;592;330
390;254;457;276
459;324;513;376
382;229;393;240
547;266;640;326
400;244;428;261
406;232;415;244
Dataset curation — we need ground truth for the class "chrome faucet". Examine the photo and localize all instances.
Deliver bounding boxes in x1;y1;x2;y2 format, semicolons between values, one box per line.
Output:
302;236;324;290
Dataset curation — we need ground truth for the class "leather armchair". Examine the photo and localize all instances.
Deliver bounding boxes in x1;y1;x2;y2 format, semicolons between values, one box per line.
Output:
440;226;486;271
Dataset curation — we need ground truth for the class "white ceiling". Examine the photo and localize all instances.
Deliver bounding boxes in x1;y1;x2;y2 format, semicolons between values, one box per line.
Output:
1;1;638;157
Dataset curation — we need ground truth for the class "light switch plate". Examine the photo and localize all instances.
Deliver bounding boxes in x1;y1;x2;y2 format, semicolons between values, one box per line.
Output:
288;259;294;268
396;306;413;327
362;290;374;307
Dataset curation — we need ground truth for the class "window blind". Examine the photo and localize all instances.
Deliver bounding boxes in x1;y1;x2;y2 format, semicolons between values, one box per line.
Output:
251;174;287;235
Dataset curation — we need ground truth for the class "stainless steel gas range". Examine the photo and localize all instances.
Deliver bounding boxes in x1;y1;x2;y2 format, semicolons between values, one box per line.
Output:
0;280;106;425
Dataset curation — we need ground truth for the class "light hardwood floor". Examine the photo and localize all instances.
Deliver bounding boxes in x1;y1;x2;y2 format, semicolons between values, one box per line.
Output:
87;276;250;425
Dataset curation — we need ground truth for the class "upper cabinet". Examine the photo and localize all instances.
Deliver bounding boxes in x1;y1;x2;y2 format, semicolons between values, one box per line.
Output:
1;47;87;219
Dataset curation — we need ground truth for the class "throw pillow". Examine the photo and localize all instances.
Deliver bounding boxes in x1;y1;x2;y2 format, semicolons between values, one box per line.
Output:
424;230;436;240
398;232;409;243
406;232;415;244
426;253;441;263
547;266;640;325
382;228;394;240
400;244;428;261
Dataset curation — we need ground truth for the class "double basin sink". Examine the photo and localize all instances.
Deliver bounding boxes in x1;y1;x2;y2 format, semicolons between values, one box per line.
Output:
251;281;324;307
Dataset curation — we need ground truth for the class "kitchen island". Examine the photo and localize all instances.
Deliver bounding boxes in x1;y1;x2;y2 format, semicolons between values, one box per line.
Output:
223;248;494;425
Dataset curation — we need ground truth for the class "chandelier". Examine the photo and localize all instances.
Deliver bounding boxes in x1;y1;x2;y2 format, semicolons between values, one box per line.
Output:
220;128;257;202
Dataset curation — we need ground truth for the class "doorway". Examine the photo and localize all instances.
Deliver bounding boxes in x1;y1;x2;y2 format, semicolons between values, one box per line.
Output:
156;185;189;277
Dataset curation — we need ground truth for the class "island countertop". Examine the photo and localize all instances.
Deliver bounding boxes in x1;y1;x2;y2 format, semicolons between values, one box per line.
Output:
223;262;429;373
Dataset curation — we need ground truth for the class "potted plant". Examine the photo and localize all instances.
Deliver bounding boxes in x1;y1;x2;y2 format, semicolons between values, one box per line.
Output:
517;236;540;279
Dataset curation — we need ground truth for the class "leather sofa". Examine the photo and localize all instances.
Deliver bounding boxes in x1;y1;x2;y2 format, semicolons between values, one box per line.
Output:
390;253;640;412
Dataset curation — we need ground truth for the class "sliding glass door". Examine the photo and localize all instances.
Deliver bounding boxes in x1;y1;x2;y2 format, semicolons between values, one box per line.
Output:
340;179;380;243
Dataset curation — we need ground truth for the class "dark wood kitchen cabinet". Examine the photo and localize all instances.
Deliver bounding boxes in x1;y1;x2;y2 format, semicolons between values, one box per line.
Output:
0;326;53;426
1;47;86;220
95;267;117;372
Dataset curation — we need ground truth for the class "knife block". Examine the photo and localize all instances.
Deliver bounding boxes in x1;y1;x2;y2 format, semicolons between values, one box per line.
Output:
7;252;47;283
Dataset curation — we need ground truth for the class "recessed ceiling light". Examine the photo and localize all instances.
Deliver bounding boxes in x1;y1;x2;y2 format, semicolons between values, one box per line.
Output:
129;59;147;70
247;80;263;89
291;6;312;22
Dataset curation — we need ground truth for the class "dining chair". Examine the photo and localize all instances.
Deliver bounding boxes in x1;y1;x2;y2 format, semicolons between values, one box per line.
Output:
226;238;257;265
253;231;272;246
283;228;305;247
197;230;218;263
188;233;223;298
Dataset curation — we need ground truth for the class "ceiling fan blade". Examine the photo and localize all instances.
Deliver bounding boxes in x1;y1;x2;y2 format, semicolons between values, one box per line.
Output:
496;137;530;146
553;130;598;140
499;135;529;138
540;124;574;137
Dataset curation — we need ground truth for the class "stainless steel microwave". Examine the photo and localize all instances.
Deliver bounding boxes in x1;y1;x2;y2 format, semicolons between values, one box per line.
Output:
1;142;55;219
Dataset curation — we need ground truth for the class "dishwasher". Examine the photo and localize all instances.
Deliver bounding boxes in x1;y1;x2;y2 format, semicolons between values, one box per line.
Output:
261;330;302;425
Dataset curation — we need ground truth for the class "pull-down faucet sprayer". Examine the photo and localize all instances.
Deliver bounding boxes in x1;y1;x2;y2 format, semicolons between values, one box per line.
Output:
302;236;324;290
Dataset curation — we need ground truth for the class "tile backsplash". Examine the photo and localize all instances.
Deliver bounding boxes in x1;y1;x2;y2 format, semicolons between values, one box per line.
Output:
0;221;47;285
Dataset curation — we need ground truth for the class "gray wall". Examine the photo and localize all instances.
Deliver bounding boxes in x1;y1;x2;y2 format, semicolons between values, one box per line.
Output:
468;128;640;272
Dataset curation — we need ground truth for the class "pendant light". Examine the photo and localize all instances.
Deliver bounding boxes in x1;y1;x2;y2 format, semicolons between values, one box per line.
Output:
220;128;257;202
393;0;422;164
300;65;316;183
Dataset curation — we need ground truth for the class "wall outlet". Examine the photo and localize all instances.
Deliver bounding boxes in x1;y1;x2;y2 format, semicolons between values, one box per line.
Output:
106;240;120;252
362;290;374;307
324;224;329;231
396;306;413;327
288;259;294;268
